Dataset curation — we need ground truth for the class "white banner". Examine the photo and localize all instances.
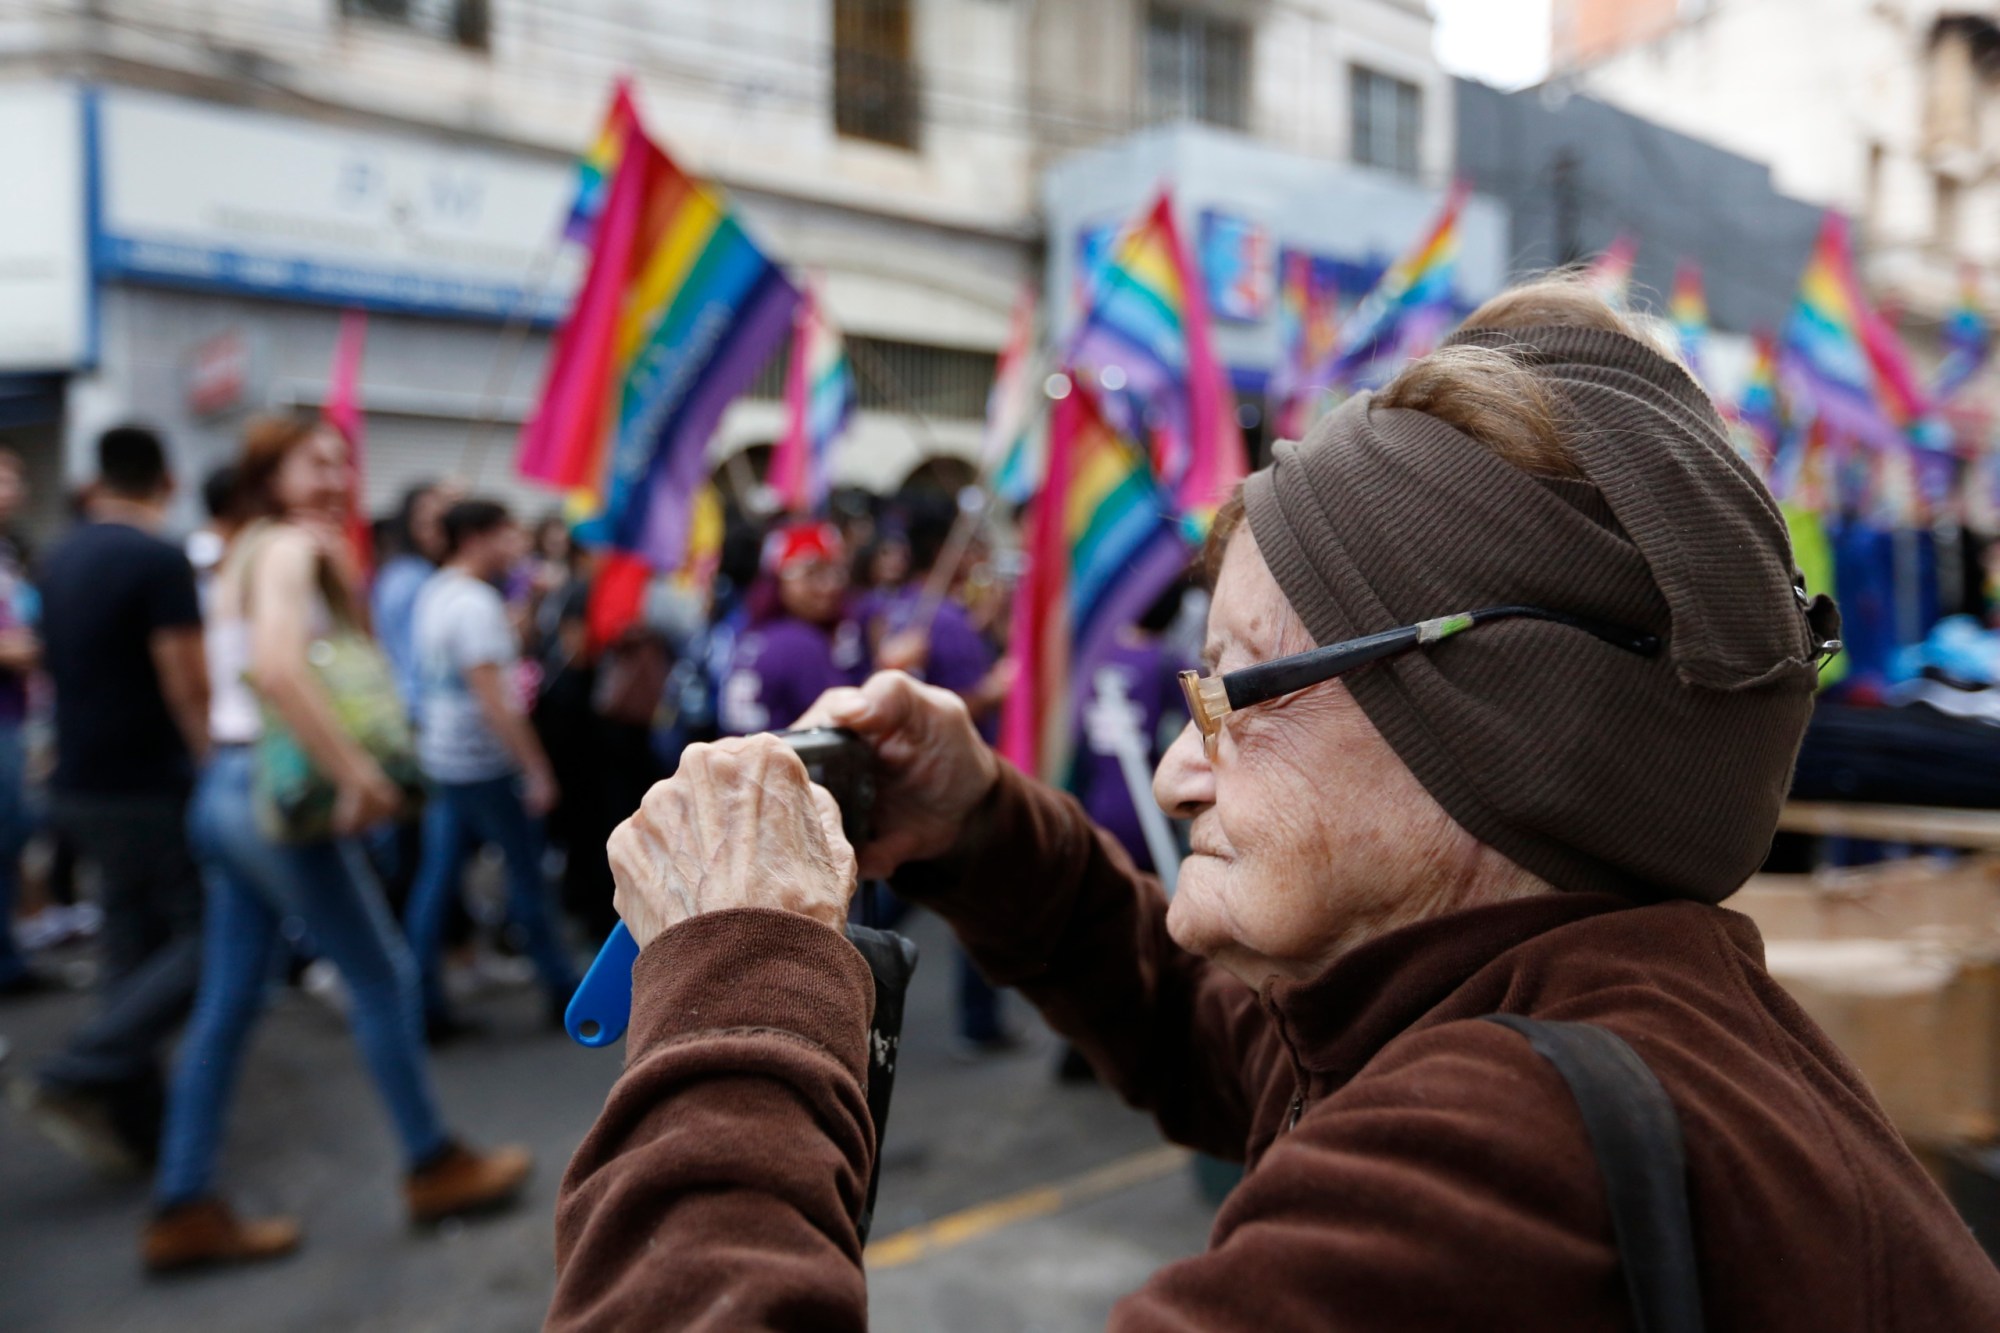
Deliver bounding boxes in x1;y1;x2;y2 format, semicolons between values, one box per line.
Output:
0;85;89;370
96;89;581;321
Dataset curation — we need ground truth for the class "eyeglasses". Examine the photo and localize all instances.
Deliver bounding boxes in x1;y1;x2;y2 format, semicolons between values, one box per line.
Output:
1178;605;1663;753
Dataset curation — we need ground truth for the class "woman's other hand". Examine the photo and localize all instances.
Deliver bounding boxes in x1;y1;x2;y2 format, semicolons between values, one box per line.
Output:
793;671;1000;879
609;735;858;950
333;763;403;836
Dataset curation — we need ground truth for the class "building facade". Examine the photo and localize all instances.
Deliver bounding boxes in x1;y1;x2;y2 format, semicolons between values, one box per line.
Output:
1550;0;1685;72
0;0;1456;538
1455;76;1824;398
1558;0;1995;359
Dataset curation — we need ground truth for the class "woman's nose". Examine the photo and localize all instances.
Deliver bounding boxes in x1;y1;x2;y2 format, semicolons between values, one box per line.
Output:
1154;720;1215;820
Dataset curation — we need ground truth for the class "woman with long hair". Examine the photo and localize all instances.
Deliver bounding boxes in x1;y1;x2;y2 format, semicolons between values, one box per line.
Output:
143;415;530;1274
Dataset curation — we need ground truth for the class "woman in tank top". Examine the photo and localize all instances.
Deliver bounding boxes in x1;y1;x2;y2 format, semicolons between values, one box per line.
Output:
143;415;533;1274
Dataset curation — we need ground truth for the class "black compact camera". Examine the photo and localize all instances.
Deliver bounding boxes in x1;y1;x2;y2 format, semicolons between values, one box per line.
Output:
780;726;876;846
566;723;910;1238
779;726;906;1242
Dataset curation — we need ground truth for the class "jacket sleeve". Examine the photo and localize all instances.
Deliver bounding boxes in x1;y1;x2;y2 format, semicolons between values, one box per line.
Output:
549;909;876;1333
1108;1020;1621;1331
893;762;1285;1161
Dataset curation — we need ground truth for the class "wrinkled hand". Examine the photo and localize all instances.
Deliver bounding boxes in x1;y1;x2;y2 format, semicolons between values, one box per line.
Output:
794;671;1000;879
609;734;858;950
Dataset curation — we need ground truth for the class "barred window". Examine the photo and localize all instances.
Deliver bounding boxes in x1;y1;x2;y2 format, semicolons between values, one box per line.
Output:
1144;5;1250;131
748;337;997;421
834;0;921;149
1351;66;1422;176
340;0;488;48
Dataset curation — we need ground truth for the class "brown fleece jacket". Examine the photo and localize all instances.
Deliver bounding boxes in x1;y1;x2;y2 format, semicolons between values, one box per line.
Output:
550;765;2000;1330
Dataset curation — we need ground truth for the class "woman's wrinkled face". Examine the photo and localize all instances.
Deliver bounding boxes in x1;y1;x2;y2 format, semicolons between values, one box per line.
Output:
1153;530;1516;990
271;427;350;521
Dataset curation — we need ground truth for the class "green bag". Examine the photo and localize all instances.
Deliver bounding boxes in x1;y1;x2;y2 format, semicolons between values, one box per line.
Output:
253;628;423;843
235;523;423;843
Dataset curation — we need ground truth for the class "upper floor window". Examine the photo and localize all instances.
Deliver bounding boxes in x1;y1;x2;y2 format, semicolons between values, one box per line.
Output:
1144;5;1250;131
834;0;920;149
341;0;488;49
1351;65;1421;176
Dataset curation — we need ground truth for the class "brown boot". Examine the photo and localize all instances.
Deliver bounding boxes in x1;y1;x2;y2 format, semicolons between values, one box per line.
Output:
404;1139;532;1226
142;1198;301;1274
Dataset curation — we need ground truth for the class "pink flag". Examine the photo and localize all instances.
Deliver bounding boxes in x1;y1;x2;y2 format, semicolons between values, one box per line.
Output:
770;285;856;513
324;309;372;575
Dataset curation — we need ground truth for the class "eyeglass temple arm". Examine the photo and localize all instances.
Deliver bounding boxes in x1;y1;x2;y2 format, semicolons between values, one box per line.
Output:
1222;606;1661;713
1224;623;1424;711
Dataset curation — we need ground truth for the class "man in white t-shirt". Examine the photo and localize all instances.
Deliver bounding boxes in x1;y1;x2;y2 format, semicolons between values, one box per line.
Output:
404;500;577;1029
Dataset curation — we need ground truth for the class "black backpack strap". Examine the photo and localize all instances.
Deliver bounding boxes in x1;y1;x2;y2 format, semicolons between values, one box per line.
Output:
1482;1014;1706;1333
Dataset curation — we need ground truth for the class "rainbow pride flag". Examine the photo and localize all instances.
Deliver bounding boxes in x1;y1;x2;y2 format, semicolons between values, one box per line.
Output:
983;289;1043;506
1934;264;1990;403
1314;181;1467;392
1584;234;1638;308
1780;211;1944;458
770;286;856;513
1670;259;1708;385
998;384;1189;783
1268;250;1344;439
1779;212;1903;453
1732;330;1782;472
1065;192;1246;526
562;80;638;246
518;102;799;569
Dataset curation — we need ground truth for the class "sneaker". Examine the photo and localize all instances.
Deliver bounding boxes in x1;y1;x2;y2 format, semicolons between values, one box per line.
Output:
143;1198;301;1275
298;959;351;1018
405;1140;532;1227
16;903;102;953
9;1077;145;1177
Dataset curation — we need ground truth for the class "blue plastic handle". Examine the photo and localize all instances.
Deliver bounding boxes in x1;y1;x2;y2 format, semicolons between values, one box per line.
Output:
566;922;641;1047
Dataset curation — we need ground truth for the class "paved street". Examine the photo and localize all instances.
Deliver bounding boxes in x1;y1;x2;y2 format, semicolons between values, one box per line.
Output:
0;910;1218;1331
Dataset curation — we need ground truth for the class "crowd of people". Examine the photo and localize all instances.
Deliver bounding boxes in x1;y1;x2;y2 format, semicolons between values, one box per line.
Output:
0;411;1192;1275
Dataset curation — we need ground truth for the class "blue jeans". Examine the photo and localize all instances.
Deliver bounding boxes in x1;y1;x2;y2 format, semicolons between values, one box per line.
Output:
0;723;32;984
154;748;448;1206
405;774;577;1019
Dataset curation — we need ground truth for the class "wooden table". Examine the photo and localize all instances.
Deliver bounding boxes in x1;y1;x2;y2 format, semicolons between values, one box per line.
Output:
1778;802;2000;852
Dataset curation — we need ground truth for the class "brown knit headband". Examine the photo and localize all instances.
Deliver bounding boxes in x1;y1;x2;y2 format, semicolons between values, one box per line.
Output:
1242;325;1838;903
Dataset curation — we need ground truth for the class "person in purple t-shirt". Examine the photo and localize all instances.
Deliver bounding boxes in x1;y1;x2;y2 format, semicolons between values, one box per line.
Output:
718;521;866;737
1070;584;1192;874
872;505;1012;742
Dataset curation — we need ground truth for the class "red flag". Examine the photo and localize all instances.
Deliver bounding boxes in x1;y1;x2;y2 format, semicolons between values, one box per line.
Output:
324;309;373;577
587;549;652;654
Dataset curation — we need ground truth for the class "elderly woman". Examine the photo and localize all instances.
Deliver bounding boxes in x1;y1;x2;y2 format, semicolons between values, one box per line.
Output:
547;282;2000;1329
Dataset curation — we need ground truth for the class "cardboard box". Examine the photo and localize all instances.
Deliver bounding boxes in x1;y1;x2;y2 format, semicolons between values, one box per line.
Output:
1733;857;2000;1148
